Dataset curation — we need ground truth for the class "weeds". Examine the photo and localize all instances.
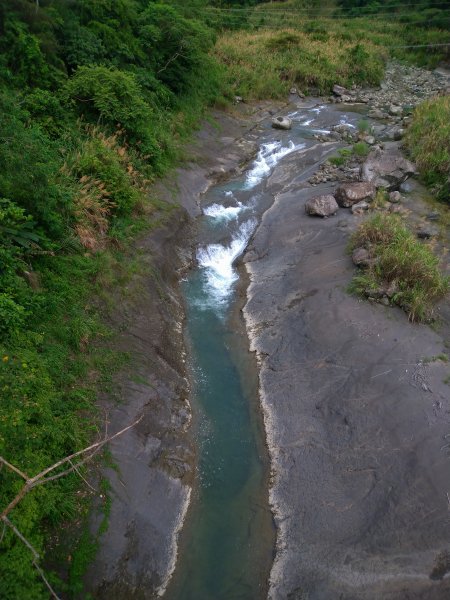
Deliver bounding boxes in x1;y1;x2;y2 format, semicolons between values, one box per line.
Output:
349;213;449;322
404;96;450;203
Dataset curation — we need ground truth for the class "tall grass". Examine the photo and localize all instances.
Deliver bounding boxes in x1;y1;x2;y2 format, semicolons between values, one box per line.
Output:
214;13;449;99
349;214;449;322
405;96;450;203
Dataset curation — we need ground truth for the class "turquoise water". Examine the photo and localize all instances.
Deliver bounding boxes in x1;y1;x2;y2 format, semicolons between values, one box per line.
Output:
166;143;294;598
167;105;363;598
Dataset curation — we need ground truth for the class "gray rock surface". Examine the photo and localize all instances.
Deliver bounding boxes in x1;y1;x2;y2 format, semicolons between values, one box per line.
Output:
361;148;416;190
272;116;292;130
351;199;369;213
243;138;450;600
336;181;376;207
305;194;339;217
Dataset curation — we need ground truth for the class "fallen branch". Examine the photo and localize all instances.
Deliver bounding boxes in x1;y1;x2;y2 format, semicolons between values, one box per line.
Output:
0;414;143;597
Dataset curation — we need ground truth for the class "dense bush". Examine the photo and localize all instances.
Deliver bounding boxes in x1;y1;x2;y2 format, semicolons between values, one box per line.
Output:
0;1;225;597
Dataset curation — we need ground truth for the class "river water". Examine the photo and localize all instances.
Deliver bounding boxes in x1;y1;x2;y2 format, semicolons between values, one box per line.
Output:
166;102;363;600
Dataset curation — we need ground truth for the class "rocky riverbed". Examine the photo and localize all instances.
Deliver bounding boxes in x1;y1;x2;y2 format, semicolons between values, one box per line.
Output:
244;63;450;599
86;60;450;599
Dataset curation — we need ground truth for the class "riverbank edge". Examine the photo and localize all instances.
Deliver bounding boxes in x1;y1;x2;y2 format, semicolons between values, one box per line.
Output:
84;101;287;598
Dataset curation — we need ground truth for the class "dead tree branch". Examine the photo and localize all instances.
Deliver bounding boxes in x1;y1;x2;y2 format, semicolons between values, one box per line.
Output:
0;414;143;598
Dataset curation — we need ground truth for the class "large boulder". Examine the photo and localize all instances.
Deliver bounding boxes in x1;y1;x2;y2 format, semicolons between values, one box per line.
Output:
272;116;292;130
335;182;376;207
361;149;416;190
332;84;348;97
305;194;339;217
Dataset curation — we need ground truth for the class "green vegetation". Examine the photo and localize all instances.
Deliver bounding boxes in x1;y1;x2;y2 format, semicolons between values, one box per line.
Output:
215;28;386;98
349;213;449;322
329;142;369;166
1;0;449;596
0;1;224;597
213;3;449;98
405;96;450;203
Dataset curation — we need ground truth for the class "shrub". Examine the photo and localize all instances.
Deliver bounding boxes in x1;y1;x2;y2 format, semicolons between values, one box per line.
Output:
405;96;450;202
353;141;370;157
349;213;449;321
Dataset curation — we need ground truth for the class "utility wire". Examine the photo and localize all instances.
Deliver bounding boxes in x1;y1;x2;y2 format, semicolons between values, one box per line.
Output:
204;3;450;12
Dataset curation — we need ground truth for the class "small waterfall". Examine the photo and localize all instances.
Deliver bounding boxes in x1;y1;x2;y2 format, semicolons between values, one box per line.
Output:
244;141;303;189
196;218;257;307
203;202;244;221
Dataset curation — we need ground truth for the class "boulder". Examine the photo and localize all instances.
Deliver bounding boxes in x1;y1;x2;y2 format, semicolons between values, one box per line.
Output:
351;200;369;214
272;116;292;130
352;247;371;267
368;108;386;119
360;149;416;190
332;84;348;97
417;226;438;239
389;191;402;203
305;194;339;217
335;182;377;207
389;104;403;116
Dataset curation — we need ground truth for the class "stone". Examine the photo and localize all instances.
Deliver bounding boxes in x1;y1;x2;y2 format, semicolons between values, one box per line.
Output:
389;191;401;203
333;84;348;97
351;200;369;214
352;247;371;266
272;116;292;130
365;135;376;145
290;87;298;95
385;126;404;141
427;211;440;221
360;149;416;190
335;182;377;207
305;194;339;217
399;180;414;193
389;104;403;116
372;125;386;136
417;226;438;239
341;94;352;102
368;108;386;119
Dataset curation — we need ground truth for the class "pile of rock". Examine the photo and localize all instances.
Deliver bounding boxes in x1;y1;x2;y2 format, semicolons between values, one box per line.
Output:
305;146;416;218
308;157;361;186
305;181;376;217
329;62;449;113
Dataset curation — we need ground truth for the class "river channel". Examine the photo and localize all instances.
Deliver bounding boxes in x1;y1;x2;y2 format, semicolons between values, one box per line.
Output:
166;101;364;600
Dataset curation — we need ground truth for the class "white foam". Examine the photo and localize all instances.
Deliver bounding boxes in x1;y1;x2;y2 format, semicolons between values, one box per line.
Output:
340;117;356;128
299;118;314;126
244;141;303;190
310;105;325;114
224;190;234;197
197;218;257;306
203;202;244;221
312;128;331;135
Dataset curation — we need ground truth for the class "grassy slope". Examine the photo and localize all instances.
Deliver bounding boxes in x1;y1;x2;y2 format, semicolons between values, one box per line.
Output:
405;96;450;202
214;11;449;99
